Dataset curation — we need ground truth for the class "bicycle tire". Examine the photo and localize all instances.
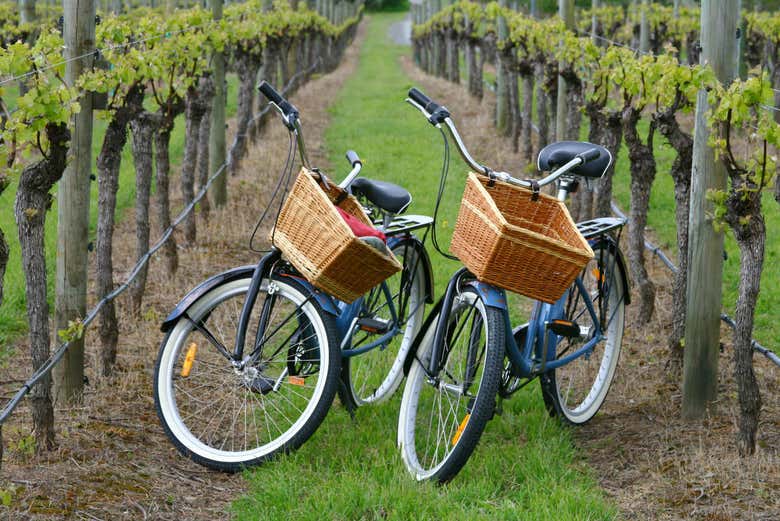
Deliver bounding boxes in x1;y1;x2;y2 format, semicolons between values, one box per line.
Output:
154;273;340;472
540;240;626;425
340;238;428;408
397;287;503;483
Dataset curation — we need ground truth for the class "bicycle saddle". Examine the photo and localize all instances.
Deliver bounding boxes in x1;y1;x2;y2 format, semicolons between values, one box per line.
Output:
350;177;412;215
537;141;612;179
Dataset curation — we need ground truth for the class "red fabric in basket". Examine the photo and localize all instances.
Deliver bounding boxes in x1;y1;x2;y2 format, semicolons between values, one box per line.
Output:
335;206;386;242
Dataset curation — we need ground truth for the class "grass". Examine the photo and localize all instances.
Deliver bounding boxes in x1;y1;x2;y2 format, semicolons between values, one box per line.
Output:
234;12;615;520
0;75;239;354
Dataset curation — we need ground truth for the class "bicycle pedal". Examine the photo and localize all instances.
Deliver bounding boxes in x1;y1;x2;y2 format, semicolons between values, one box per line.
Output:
249;375;275;394
547;319;582;339
356;317;391;334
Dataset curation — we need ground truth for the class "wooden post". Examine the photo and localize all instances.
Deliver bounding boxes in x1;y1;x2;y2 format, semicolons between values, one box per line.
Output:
54;0;95;403
682;0;740;419
591;0;598;44
556;0;573;141
496;0;509;134
639;0;650;54
209;0;227;207
18;0;36;23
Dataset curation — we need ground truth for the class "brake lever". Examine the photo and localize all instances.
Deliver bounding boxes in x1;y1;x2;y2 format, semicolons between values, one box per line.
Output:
405;98;442;128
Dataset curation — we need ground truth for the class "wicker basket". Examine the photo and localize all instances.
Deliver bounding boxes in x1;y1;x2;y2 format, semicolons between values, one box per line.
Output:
450;173;594;304
272;168;401;303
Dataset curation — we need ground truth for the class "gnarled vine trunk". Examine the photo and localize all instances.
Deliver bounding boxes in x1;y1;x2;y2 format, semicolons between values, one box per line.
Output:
95;84;144;376
520;71;534;163
595;110;622;218
129;112;160;313
155;97;185;275
228;48;262;176
197;77;215;220
623;106;657;323
654;103;693;356
535;62;549;151
13;122;70;453
446;28;460;84
181;84;207;244
434;31;446;78
724;165;765;456
464;28;483;99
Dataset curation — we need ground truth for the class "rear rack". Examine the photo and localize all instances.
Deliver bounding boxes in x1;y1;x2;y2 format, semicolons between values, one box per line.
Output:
576;217;626;239
377;214;434;237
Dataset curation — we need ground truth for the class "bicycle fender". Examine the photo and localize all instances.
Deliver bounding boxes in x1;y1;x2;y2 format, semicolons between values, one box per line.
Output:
590;235;631;305
275;273;341;317
388;235;435;304
161;265;257;332
466;281;508;310
160;265;341;333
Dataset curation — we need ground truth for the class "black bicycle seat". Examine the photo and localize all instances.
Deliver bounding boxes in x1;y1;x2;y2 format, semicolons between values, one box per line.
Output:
350;178;412;215
537;141;612;179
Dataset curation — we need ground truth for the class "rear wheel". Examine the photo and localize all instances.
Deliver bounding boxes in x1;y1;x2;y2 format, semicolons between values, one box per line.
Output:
155;274;340;471
398;287;503;483
340;239;428;407
540;241;626;425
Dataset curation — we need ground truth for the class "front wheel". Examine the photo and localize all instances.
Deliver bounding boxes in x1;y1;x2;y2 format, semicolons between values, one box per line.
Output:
154;273;340;472
398;287;503;483
540;240;626;425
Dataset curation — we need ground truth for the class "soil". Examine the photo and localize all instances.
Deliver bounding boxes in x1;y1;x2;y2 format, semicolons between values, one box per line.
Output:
399;55;780;521
0;22;367;521
2;18;779;521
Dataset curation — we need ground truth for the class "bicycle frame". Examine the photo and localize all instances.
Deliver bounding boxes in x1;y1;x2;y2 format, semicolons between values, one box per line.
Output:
225;225;432;369
426;222;626;383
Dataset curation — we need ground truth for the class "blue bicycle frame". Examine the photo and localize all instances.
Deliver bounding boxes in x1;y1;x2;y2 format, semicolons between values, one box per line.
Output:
426;220;628;382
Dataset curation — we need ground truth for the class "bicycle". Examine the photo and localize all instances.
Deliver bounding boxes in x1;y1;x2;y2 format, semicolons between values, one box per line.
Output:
396;88;630;483
154;82;433;471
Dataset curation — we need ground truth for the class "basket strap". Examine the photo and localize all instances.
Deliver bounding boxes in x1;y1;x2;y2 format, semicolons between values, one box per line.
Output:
312;167;331;190
486;168;496;187
526;179;540;201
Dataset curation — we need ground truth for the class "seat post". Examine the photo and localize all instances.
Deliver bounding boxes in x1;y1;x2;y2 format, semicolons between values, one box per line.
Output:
381;211;395;232
556;176;577;202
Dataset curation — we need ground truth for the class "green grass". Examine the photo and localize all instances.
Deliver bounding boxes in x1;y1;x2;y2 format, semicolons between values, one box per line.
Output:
234;13;615;521
609;117;780;351
0;75;239;353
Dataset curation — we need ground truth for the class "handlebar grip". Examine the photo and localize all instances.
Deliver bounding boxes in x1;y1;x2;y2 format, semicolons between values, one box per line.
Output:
346;150;361;167
409;87;432;108
409;87;443;113
578;147;601;163
258;80;284;105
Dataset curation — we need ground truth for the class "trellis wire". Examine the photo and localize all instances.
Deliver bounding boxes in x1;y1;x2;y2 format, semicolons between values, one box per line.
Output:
0;51;330;427
610;202;778;367
0;160;226;426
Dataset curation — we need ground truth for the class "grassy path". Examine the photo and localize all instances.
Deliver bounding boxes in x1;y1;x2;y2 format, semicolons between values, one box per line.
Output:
234;13;615;520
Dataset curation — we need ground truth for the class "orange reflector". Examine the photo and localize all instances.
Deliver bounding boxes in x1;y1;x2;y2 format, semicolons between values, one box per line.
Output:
451;413;471;446
288;376;306;386
592;268;605;283
181;342;197;377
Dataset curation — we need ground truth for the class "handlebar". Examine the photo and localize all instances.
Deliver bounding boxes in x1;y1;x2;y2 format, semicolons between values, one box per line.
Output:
345;150;362;168
577;147;600;162
338;150;363;189
258;80;299;130
405;87;600;191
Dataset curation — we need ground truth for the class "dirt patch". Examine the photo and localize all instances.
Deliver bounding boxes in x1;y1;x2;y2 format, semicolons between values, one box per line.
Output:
0;22;367;520
401;55;780;521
